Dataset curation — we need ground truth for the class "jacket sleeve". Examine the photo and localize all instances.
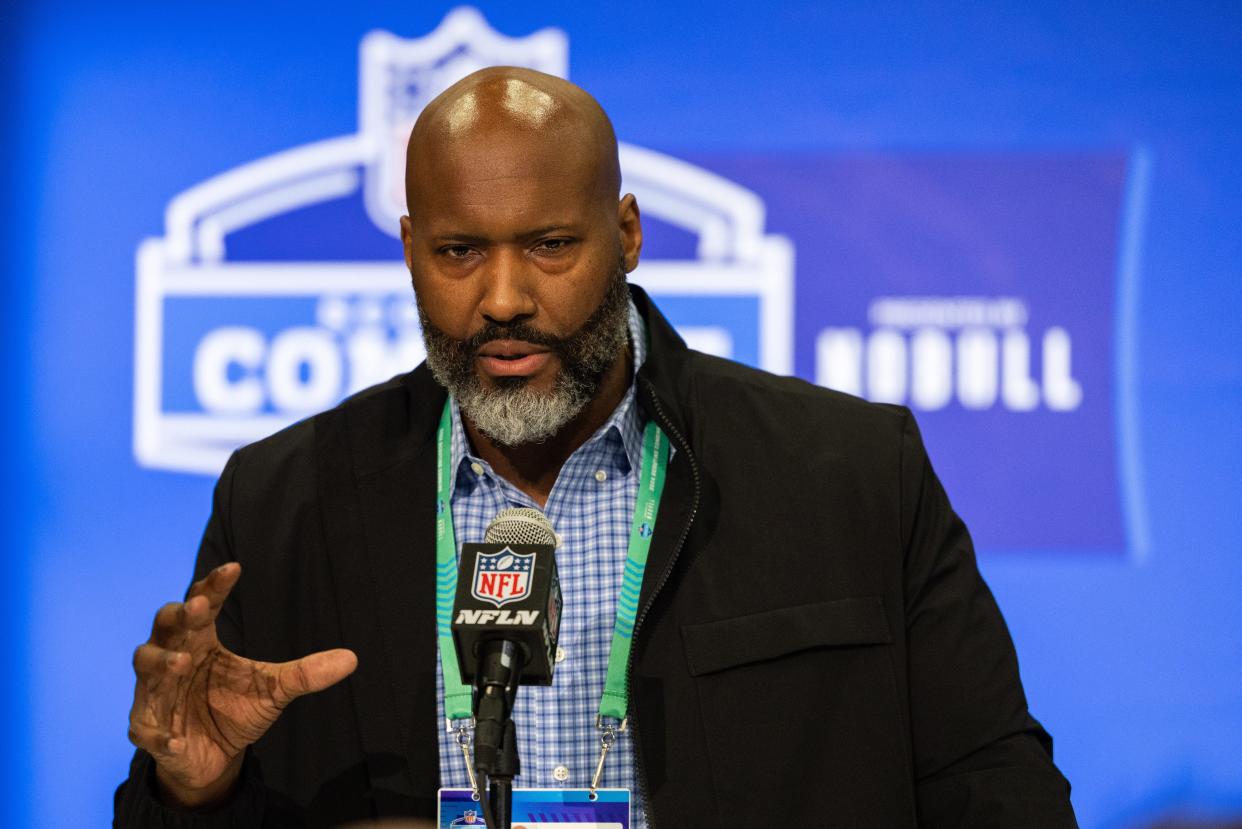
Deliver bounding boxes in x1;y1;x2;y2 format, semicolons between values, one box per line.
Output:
897;412;1078;827
113;451;273;828
113;749;268;829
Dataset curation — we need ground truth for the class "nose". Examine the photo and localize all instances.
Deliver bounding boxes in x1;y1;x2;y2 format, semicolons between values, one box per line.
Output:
477;247;536;327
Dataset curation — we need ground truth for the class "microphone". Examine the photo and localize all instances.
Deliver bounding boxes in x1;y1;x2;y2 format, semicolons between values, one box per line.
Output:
450;507;563;687
452;508;563;827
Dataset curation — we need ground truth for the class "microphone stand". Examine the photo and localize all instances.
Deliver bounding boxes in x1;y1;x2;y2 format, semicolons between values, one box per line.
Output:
488;718;518;828
473;640;523;829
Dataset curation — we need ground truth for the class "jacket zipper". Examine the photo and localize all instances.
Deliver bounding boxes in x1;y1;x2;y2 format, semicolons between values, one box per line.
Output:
627;376;702;829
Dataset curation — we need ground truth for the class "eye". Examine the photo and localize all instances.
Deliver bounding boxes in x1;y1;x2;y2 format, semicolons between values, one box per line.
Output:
533;237;574;255
439;244;477;260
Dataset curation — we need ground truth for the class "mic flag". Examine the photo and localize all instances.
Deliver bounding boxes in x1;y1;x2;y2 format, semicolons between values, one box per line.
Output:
451;508;563;686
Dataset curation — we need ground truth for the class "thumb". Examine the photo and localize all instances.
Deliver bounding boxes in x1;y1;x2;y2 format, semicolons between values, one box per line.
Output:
273;648;358;704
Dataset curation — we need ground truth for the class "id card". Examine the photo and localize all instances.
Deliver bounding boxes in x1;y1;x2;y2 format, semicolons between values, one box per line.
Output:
437;788;631;828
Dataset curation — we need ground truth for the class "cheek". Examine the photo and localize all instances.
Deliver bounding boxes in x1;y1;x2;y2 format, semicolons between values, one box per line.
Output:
413;268;479;335
540;256;615;328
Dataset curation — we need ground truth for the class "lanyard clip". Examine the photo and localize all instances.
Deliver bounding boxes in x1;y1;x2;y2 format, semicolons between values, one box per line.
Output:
450;717;481;801
589;716;628;800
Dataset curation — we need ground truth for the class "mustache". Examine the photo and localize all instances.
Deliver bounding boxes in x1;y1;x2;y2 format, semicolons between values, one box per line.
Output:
462;321;567;354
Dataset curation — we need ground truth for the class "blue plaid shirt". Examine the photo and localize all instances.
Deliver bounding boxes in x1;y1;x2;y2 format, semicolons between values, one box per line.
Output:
436;302;652;828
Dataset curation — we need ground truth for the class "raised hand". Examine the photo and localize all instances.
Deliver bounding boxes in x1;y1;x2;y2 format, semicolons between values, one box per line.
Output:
127;562;357;808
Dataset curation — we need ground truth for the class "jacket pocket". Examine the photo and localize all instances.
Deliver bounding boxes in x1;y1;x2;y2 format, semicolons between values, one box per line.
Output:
680;596;914;824
681;596;891;676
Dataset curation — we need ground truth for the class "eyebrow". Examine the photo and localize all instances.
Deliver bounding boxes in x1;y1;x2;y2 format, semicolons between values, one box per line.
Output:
431;233;490;245
431;224;578;244
520;224;577;239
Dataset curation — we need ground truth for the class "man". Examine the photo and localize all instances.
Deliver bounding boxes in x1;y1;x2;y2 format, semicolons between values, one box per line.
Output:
117;68;1077;827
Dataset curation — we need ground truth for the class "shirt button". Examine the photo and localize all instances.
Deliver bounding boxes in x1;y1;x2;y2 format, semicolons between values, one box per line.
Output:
555;646;567;664
594;470;607;482
552;764;570;782
470;462;485;476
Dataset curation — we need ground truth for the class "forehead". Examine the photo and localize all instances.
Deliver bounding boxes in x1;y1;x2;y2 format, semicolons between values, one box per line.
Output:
408;120;611;235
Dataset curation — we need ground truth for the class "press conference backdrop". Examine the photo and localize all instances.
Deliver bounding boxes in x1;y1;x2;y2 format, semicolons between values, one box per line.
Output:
6;2;1240;826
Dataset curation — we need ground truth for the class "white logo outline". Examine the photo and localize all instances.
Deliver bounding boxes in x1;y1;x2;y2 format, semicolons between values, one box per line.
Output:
133;7;794;475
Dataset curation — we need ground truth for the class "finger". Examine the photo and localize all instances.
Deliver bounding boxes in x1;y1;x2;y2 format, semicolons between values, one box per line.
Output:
179;594;217;632
161;563;241;637
149;602;189;648
150;603;215;655
131;644;191;732
127;720;186;757
273;648;358;704
186;561;241;603
132;643;191;680
184;562;242;620
149;600;219;649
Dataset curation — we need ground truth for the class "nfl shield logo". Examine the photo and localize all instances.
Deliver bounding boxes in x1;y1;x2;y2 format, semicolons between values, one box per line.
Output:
472;548;536;607
358;8;568;237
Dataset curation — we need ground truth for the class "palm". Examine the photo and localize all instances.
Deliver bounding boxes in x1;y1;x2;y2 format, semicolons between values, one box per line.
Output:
161;644;285;787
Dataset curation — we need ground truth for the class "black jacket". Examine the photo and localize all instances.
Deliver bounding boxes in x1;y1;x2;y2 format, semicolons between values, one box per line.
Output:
116;287;1076;827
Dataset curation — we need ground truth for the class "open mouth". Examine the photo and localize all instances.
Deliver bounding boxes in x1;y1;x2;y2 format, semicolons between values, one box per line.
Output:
476;341;554;377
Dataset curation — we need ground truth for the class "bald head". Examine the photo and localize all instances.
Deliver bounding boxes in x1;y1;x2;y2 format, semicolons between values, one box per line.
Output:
405;67;621;215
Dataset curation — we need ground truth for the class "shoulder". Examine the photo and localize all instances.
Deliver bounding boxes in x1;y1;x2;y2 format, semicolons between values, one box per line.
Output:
227;372;414;488
679;350;912;456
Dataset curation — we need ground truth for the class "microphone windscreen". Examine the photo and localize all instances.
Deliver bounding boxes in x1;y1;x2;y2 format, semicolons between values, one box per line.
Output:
485;507;557;546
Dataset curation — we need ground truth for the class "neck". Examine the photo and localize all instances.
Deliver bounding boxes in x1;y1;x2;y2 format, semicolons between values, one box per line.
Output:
463;346;633;508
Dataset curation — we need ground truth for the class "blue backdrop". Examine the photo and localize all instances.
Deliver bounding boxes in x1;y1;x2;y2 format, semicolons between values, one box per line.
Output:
6;2;1242;826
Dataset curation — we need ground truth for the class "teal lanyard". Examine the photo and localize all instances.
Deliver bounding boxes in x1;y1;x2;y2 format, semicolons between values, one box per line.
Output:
436;401;474;721
435;398;671;725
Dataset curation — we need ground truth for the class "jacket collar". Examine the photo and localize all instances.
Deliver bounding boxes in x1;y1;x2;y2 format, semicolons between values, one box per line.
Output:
628;284;693;440
625;284;702;619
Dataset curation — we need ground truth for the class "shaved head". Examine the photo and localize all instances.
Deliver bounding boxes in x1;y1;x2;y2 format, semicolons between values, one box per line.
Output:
405;66;621;215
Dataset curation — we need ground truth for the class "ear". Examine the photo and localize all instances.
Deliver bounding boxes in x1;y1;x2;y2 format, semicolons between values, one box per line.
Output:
399;215;416;279
617;194;643;273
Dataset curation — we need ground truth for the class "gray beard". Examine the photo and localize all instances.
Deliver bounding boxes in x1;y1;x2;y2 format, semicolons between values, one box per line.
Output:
418;264;631;447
